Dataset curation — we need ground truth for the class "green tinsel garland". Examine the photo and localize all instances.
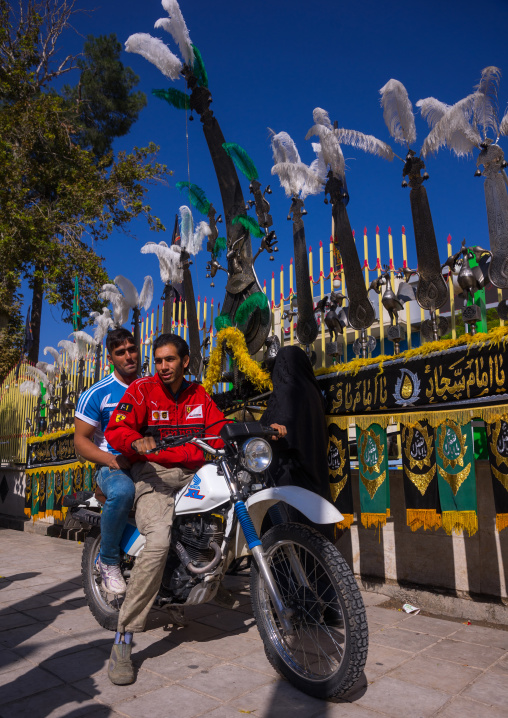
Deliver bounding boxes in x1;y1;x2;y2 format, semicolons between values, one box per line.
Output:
235;292;270;329
214;313;233;332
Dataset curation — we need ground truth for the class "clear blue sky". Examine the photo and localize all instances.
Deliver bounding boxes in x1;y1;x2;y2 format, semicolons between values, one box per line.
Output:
30;0;508;357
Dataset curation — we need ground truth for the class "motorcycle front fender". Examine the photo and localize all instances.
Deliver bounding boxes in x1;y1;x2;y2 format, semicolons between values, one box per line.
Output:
235;486;344;558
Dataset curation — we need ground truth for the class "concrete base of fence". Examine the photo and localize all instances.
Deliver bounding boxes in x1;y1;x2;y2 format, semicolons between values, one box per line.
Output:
1;461;507;623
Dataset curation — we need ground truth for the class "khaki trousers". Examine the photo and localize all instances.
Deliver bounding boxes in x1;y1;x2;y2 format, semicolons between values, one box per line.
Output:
117;462;194;634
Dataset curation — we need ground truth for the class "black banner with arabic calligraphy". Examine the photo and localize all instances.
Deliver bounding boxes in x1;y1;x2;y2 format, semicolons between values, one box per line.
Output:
326;418;354;528
401;421;441;531
26;432;78;470
485;417;508;531
319;341;507;415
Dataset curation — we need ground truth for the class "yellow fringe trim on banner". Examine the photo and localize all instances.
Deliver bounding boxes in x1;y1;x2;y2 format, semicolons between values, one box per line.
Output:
27;428;75;444
441;510;478;537
496;514;508;532
315;325;508;379
24;507;31;517
406;509;442;532
327;404;508;432
337;514;354;530
361;512;388;529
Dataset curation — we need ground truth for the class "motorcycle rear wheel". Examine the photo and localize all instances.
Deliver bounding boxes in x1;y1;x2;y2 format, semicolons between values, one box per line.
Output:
82;528;124;631
250;523;368;699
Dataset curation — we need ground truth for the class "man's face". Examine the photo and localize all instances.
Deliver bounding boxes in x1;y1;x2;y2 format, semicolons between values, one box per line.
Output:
108;340;138;378
154;343;189;388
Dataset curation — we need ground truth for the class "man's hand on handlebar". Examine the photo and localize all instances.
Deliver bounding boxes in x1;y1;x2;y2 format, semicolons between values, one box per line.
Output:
269;423;287;440
132;436;158;455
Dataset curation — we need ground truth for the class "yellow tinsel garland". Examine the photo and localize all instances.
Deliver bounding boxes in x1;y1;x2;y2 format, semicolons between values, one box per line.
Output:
27;427;75;444
314;324;508;378
203;327;272;395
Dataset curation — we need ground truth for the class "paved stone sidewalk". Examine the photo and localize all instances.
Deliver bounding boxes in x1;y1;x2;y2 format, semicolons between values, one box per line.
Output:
0;528;507;718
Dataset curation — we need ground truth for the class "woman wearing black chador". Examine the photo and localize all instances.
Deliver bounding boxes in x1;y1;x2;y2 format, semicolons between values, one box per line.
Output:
261;345;334;539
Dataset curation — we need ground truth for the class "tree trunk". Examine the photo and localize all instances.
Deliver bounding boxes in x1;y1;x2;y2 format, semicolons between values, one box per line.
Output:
28;273;44;364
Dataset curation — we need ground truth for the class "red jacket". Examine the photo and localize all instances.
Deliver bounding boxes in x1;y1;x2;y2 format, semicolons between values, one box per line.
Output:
105;374;228;471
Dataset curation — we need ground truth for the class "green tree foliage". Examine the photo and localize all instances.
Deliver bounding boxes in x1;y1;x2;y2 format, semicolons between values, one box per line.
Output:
0;1;169;375
62;34;147;159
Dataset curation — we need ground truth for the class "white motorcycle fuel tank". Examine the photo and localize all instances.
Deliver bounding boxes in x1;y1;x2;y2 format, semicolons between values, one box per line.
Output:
174;463;230;515
120;464;230;557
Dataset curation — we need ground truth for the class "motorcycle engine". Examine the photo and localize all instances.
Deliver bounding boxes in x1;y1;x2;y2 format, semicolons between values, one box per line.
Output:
159;506;227;603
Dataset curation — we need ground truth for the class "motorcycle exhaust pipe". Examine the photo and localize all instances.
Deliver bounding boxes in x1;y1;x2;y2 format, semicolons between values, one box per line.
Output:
175;540;222;575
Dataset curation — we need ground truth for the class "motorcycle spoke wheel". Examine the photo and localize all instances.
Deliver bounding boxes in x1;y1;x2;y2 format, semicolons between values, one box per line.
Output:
250;523;368;699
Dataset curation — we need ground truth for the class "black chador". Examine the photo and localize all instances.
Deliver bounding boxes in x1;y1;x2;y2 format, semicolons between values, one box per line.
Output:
261;346;332;503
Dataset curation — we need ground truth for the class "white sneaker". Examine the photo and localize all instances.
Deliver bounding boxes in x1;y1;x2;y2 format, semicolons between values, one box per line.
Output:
98;558;127;595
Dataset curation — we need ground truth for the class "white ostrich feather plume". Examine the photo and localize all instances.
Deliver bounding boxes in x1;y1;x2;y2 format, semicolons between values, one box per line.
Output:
98;287;130;327
417;97;451;128
312;107;333;130
125;33;182;80
419;93;480;157
158;0;194;66
20;380;41;397
114;275;140;309
72;330;96;347
334;128;394;161
68;332;95;361
43;345;63;366
269;129;301;165
90;308;115;344
270;132;325;198
474;66;501;139
308;142;328;185
58;339;79;362
179;206;210;256
379;79;417;146
24;364;49;387
36;361;58;380
138;276;154;312
141;241;183;284
500;107;508;136
306;110;345;182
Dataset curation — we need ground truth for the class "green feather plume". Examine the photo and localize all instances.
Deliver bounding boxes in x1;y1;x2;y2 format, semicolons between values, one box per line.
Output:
232;214;265;239
175;182;211;215
212;236;227;259
222;142;259;181
192;44;208;88
152;88;190;111
214;312;232;332
234;292;270;329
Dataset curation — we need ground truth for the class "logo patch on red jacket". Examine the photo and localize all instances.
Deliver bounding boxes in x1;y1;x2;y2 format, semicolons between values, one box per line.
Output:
116;414;126;422
117;402;132;413
185;405;203;420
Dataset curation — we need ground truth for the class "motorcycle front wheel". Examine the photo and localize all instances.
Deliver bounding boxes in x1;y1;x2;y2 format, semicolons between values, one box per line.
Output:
250;523;368;699
82;528;125;631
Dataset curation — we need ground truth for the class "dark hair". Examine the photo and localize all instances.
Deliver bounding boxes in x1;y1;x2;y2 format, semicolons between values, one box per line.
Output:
106;327;136;355
153;333;189;359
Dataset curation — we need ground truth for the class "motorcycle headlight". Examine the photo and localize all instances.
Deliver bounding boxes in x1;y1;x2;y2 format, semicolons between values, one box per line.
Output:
240;437;272;473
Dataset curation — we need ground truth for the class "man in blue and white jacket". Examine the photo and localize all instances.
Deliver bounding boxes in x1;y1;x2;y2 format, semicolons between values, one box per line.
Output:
74;328;139;594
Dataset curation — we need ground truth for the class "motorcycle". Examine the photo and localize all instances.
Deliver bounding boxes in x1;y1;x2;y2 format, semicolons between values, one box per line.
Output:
66;420;368;699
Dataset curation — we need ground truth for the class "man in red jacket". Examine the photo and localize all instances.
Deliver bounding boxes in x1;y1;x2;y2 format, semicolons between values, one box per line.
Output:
104;332;228;685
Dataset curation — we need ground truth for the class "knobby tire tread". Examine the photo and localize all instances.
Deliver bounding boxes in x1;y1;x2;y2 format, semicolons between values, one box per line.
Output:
250;523;368;699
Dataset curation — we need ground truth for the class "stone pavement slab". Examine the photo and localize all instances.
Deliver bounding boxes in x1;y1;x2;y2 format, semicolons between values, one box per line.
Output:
1;528;507;718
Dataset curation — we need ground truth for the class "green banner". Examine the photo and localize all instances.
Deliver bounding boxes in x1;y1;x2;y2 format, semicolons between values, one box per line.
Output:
356;423;390;529
436;420;478;536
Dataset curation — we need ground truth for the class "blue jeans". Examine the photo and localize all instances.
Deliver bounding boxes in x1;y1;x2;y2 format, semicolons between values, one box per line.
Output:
96;466;135;565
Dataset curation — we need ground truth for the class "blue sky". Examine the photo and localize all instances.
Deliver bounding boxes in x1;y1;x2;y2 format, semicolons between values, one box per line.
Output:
30;0;508;356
